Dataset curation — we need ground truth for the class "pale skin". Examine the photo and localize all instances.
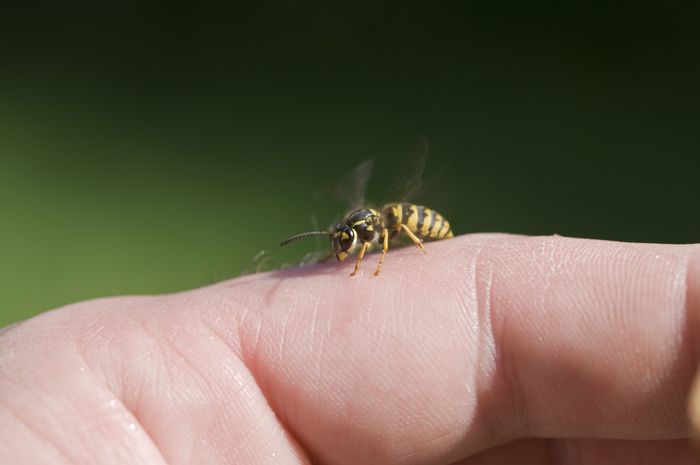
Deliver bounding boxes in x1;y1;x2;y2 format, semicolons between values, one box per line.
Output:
2;234;700;465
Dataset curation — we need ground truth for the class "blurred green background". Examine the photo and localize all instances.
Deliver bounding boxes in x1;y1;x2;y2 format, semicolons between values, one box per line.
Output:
1;3;698;326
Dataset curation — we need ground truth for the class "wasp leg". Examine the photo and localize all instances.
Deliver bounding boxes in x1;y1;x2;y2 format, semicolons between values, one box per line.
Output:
400;224;426;254
350;241;371;276
374;229;390;276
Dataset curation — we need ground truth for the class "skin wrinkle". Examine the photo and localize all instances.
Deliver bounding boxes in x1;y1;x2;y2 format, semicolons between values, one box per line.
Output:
532;236;566;324
322;279;353;429
319;281;353;442
236;278;277;393
615;247;652;343
529;239;576;432
314;278;342;385
120;313;203;464
281;289;320;434
372;239;495;463
124;313;186;394
84;302;163;399
71;317;171;465
308;283;322;356
119;340;160;430
2;310;170;465
235;294;266;401
151;321;214;393
97;306;207;459
632;248;690;435
217;410;268;462
656;255;694;431
472;242;510;445
96;308;165;404
231;274;307;403
2;403;76;465
81;333;164;464
283;290;316;441
199;317;260;403
551;241;610;427
309;280;333;445
671;261;689;357
404;257;465;450
226;276;277;340
119;318;170;404
231;277;318;465
407;247;478;464
154;295;312;464
485;238;535;442
381;281;401;366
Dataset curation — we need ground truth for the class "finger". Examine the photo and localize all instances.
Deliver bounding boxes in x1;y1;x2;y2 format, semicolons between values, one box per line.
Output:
199;234;700;464
3;235;699;465
0;297;311;465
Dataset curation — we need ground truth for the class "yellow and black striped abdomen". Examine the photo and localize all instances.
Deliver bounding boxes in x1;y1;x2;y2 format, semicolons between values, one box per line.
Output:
381;203;453;240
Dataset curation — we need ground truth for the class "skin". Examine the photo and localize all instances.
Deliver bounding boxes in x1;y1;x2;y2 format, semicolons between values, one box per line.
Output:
1;234;700;465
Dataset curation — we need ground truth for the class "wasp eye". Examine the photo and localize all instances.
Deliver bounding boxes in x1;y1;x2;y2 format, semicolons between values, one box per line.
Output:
332;225;356;258
340;228;355;249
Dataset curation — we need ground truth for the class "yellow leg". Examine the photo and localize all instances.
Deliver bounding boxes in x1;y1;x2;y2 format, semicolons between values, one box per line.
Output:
374;229;390;276
400;224;426;254
350;242;371;276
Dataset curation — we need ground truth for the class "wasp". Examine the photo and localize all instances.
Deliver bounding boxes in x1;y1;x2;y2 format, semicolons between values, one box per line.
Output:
281;203;453;276
280;156;453;276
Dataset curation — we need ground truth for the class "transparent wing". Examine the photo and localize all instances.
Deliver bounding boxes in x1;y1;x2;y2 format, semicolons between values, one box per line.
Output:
392;135;429;202
315;159;374;210
389;135;449;205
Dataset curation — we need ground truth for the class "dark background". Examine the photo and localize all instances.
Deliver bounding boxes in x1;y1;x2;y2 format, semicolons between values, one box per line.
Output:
1;2;698;325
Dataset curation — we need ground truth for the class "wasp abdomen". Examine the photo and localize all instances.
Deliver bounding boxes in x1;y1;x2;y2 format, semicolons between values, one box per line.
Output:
381;203;453;240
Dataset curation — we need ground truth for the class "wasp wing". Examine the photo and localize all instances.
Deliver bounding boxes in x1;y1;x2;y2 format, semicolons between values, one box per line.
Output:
389;135;450;209
315;158;374;211
395;135;428;202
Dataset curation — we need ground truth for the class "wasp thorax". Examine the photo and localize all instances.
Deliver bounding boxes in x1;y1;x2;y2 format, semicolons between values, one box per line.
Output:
332;224;357;262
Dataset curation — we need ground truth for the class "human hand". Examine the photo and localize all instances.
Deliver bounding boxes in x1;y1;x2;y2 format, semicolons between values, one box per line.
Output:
2;235;699;465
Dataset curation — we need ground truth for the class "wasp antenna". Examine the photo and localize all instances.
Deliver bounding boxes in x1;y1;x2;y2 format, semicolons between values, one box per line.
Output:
280;231;330;247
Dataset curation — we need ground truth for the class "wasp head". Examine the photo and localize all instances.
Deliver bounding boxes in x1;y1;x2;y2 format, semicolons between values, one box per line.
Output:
331;224;357;262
